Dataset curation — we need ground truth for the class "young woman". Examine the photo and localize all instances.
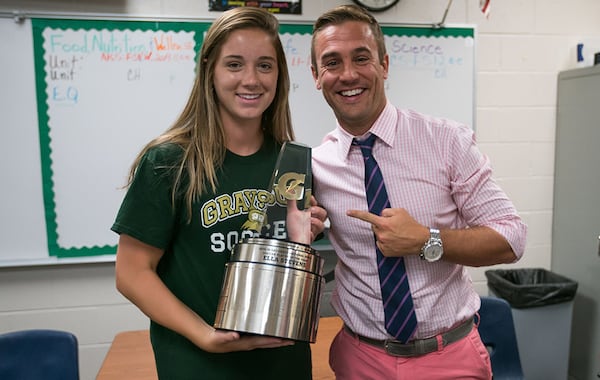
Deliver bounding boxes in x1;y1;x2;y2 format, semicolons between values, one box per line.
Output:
112;7;325;379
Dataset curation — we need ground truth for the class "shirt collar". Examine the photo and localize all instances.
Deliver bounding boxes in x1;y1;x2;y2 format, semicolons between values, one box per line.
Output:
334;101;398;161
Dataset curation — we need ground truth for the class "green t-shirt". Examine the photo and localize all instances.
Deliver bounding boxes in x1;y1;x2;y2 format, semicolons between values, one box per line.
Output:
112;139;312;380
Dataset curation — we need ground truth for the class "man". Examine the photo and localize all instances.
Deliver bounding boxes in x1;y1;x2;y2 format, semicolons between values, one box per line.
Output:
310;5;527;379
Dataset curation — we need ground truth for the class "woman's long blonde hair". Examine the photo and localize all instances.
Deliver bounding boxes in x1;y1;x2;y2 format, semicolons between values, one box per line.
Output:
126;7;294;221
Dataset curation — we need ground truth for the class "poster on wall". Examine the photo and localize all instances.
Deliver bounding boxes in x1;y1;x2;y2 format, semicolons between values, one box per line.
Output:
209;1;301;14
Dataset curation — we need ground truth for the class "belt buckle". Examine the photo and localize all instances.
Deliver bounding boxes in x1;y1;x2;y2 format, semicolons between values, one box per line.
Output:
383;339;413;357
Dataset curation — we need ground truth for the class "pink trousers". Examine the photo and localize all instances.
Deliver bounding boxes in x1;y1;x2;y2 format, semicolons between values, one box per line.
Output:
329;325;492;380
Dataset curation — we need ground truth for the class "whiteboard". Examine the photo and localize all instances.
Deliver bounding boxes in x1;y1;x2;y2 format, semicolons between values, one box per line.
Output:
0;17;474;265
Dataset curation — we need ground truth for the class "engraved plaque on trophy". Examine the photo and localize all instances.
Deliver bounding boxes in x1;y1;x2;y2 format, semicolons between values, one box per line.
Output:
214;142;324;342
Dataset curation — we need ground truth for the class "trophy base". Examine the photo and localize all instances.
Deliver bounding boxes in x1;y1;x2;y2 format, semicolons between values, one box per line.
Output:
214;237;325;342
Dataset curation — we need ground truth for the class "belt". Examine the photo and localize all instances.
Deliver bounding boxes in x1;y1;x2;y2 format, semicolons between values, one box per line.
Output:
343;317;474;357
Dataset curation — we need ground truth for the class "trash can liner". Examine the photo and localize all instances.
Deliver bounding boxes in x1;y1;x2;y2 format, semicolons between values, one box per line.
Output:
485;268;578;309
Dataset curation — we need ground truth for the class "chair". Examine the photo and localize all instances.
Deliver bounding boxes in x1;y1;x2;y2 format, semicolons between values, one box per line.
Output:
477;296;524;380
0;329;79;380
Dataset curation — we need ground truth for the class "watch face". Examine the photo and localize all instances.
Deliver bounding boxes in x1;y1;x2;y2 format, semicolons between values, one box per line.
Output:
424;244;443;262
353;0;400;12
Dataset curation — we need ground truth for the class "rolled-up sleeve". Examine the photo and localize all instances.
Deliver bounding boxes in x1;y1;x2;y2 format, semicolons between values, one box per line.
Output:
448;124;528;260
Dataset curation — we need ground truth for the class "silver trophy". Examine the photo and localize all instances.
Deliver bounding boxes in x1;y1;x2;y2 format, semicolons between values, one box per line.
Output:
214;142;325;342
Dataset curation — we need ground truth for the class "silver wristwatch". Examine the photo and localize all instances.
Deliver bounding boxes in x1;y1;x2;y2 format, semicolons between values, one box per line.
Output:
420;228;443;262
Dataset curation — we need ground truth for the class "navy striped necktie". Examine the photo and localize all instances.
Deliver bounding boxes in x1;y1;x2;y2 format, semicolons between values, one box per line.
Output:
353;134;417;343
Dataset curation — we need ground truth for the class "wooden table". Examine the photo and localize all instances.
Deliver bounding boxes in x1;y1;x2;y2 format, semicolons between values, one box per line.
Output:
97;316;343;380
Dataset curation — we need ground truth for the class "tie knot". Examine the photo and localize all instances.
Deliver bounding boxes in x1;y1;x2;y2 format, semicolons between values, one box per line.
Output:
353;134;378;158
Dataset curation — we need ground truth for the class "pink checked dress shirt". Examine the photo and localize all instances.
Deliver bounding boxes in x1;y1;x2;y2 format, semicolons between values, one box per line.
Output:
312;102;527;341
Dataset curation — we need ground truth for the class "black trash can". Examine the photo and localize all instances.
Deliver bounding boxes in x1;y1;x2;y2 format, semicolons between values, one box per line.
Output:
485;268;578;380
